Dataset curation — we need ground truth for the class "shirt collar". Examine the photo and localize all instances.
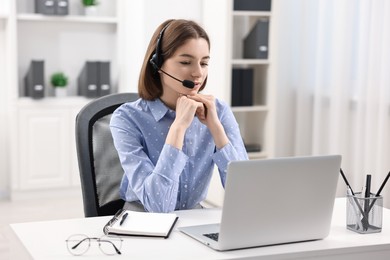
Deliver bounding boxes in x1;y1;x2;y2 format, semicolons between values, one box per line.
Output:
146;98;173;122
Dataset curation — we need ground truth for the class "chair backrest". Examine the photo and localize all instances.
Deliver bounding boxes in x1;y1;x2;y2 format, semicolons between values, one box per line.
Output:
75;93;139;217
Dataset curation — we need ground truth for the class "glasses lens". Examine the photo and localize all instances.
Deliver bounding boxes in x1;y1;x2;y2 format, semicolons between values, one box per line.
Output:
99;235;123;255
66;234;90;256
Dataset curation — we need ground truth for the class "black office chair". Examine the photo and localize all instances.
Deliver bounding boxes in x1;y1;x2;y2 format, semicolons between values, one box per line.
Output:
75;92;139;217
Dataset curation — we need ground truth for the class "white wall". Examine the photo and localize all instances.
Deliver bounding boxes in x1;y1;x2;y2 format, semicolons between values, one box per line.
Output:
0;21;8;198
120;0;204;93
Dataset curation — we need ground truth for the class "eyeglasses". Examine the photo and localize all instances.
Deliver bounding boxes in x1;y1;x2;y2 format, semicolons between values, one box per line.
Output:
65;234;123;255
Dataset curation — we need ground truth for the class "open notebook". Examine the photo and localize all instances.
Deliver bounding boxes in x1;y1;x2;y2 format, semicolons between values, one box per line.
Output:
104;209;178;239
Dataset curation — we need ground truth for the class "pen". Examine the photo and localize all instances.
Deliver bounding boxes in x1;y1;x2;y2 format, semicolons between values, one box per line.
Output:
367;171;390;213
340;168;355;195
365;174;371;197
375;171;390;197
120;212;128;226
347;187;363;230
340;169;369;230
364;174;371;209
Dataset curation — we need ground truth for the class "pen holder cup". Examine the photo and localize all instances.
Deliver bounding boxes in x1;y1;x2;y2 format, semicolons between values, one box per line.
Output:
346;192;383;234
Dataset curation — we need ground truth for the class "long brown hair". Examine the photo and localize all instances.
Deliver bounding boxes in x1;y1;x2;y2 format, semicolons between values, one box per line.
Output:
138;19;210;100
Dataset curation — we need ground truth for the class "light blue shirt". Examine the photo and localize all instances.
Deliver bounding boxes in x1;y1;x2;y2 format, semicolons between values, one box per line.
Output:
110;98;248;213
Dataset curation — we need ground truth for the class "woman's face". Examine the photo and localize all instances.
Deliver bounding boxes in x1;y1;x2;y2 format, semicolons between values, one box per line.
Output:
160;38;210;96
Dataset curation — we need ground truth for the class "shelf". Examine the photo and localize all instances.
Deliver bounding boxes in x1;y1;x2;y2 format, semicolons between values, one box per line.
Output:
233;11;271;17
232;59;270;65
248;151;268;160
232;105;268;113
17;14;118;24
17;96;91;107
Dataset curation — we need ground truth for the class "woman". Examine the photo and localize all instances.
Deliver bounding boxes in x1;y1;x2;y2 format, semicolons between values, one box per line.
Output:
110;19;248;213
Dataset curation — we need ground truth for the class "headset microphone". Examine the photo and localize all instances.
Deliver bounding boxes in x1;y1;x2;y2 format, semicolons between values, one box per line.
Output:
149;21;195;89
156;67;195;89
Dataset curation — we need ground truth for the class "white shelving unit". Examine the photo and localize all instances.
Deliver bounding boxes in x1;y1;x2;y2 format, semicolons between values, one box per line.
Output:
17;13;118;23
231;7;274;160
202;0;276;206
204;0;275;161
7;0;129;198
17;16;118;98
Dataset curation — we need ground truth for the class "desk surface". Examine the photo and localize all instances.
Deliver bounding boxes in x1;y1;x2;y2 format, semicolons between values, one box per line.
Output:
7;198;390;260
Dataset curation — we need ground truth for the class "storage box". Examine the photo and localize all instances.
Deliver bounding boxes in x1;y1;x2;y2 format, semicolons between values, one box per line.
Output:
234;0;271;11
35;0;56;15
56;0;69;15
24;60;45;99
243;19;269;59
35;0;69;15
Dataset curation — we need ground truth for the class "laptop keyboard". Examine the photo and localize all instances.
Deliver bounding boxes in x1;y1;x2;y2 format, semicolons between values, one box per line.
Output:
203;232;219;241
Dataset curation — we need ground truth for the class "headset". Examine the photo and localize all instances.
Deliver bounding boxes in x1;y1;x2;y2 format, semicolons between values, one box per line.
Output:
149;23;169;71
149;23;195;89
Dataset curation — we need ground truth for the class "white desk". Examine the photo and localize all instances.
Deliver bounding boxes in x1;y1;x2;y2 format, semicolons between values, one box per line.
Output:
6;198;390;260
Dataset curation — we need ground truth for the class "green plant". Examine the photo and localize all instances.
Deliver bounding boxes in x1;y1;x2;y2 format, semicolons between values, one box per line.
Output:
82;0;98;6
51;72;68;88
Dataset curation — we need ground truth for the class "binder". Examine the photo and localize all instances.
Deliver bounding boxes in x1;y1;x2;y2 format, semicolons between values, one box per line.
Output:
241;68;254;106
55;0;69;15
231;68;242;106
97;61;111;97
35;0;56;15
35;0;68;15
243;19;269;59
234;0;272;11
78;61;98;98
24;60;45;99
231;68;253;106
244;143;262;153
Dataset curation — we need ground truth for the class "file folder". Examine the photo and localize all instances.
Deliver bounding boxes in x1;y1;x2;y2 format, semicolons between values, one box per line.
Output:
78;61;98;98
35;0;56;15
231;68;253;106
241;68;254;106
234;0;271;11
55;0;69;15
244;19;269;59
24;60;45;99
231;69;242;107
97;61;111;97
35;0;68;15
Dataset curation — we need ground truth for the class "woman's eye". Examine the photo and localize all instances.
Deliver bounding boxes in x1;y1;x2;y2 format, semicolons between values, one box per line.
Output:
179;61;208;66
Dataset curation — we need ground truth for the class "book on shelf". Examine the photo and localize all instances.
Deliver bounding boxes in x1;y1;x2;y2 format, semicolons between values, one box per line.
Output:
103;209;179;239
231;68;254;106
233;0;272;11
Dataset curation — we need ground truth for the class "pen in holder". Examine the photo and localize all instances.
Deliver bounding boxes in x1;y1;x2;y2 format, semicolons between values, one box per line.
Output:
346;192;383;234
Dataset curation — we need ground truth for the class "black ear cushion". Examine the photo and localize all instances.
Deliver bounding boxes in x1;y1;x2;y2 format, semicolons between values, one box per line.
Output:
150;54;159;71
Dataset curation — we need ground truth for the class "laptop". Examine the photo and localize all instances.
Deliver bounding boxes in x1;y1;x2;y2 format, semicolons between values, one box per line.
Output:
179;155;342;251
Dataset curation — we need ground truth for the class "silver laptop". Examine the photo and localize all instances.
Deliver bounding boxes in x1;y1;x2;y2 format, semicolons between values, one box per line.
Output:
179;155;342;251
